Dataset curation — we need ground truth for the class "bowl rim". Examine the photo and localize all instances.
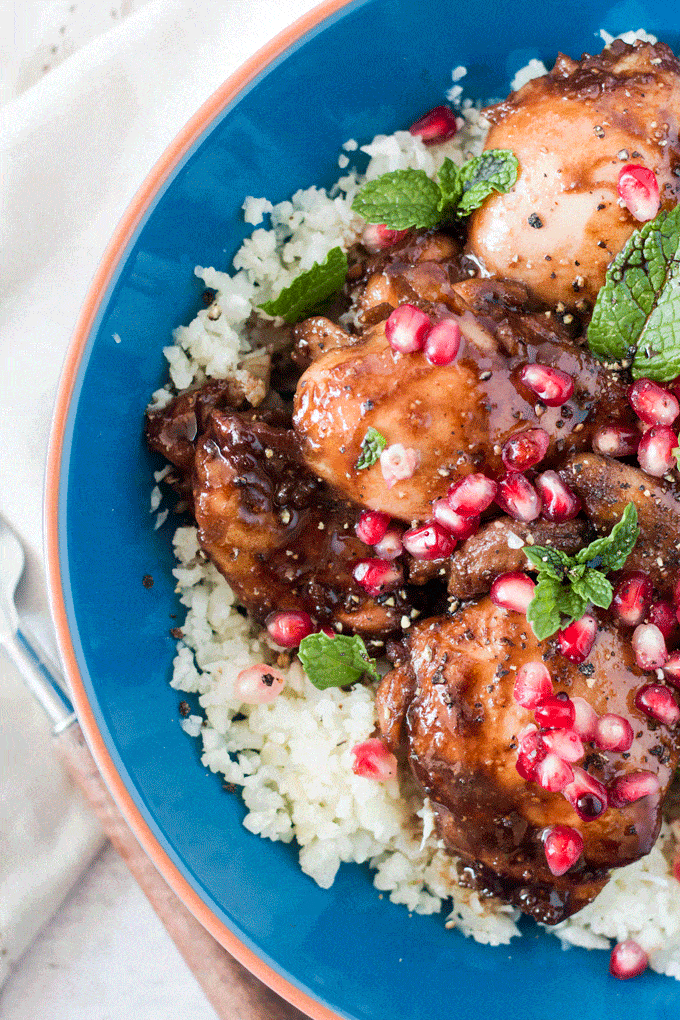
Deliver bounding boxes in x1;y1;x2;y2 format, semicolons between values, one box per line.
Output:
44;2;357;1017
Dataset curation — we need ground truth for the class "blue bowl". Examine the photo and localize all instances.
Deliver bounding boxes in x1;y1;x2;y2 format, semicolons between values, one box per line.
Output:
47;1;680;1017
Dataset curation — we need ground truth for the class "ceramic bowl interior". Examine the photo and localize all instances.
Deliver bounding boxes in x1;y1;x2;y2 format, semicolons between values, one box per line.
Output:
49;1;680;1018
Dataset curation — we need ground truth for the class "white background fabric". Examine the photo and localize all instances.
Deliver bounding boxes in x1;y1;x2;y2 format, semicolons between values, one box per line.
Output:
0;0;318;1012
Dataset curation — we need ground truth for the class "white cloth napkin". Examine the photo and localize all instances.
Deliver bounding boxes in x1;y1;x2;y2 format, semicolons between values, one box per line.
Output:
0;0;318;983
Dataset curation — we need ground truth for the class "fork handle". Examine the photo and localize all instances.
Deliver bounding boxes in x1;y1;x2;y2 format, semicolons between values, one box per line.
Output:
2;629;75;730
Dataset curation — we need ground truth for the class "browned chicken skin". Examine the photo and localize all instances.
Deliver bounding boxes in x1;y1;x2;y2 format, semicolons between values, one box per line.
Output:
377;600;680;923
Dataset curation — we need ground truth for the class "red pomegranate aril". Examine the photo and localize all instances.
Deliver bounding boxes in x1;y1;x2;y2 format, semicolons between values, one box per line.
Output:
563;767;608;821
637;424;678;476
353;558;404;596
535;695;576;730
424;318;461;366
629;378;680;426
447;473;497;515
608;769;661;808
541;728;585;763
663;651;680;686
648;600;677;639
571;696;599;741
592;423;640;458
490;572;535;614
513;661;553;709
612;572;654;627
631;623;668;670
373;527;404;560
543;825;584;876
361;223;409;253
351;738;398;781
384;303;431;354
402;521;456;560
355;509;390;546
409;104;458;144
234;664;286;704
265;611;314;648
501;429;550;471
534;753;574;792
594;713;634;752
618;163;660;222
519;363;574;406
675;576;680;608
432;500;480;540
634;683;680;726
558;615;598;664
535;471;581;522
495;471;542;523
610;939;648;980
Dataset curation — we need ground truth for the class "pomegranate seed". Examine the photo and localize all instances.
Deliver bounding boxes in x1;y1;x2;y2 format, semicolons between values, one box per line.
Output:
543;825;584;876
516;727;547;780
535;753;574;792
490;572;535;613
592;423;640;458
361;223;409;253
519;363;574;406
234;663;286;704
558;615;598;664
675;577;680;608
632;623;668;670
637;424;678;476
563;767;608;821
535;471;581;522
513;661;553;708
541;728;585;762
629;378;679;426
495;471;542;522
571;697;599;741
380;443;420;488
353;558;404;596
501;429;550;471
608;769;661;808
663;651;680;686
424;318;461;366
384;303;431;354
351;738;398;781
265;611;314;648
618;163;660;222
433;500;479;540
594;713;634;752
447;473;498;515
402;521;456;560
634;683;679;726
648;600;677;639
535;695;576;730
610;940;648;980
373;527;404;560
409;104;458;145
612;572;654;627
355;509;390;546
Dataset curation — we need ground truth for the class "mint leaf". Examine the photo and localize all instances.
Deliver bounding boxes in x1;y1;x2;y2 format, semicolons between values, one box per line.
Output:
437;157;462;208
526;578;563;640
571;569;613;610
356;426;387;469
523;545;571;580
258;247;348;324
298;633;380;690
587;206;680;381
673;446;680;471
351;169;442;231
575;503;639;572
455;150;519;218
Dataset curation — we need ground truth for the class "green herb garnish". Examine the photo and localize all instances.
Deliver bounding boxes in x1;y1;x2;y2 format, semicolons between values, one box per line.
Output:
258;246;348;324
525;503;639;640
298;632;380;690
351;151;519;231
673;446;680;472
587;205;680;381
355;426;387;469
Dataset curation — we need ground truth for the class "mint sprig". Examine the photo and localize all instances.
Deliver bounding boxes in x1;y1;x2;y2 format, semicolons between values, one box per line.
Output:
351;151;518;231
356;426;387;469
298;632;380;690
587;206;680;381
258;246;348;324
524;503;639;640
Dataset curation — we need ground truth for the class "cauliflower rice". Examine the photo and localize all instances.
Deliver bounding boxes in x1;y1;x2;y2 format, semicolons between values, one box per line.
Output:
153;32;680;976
